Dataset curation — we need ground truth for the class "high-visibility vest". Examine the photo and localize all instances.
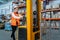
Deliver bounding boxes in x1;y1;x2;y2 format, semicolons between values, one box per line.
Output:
11;12;20;26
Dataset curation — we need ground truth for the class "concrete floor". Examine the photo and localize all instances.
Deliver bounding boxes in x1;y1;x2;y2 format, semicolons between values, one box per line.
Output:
42;28;60;40
0;29;18;40
0;30;12;40
0;28;60;40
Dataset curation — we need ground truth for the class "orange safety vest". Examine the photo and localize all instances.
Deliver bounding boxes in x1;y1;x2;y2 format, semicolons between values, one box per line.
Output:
11;12;20;26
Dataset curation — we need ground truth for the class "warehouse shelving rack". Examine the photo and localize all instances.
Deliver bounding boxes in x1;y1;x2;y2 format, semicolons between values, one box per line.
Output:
41;8;60;12
41;0;60;40
12;0;42;40
41;8;60;21
41;0;60;31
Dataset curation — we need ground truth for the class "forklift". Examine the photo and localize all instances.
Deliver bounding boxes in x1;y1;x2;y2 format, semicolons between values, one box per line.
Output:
12;0;42;40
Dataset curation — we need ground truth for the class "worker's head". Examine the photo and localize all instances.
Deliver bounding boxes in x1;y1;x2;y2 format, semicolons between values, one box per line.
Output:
14;6;19;12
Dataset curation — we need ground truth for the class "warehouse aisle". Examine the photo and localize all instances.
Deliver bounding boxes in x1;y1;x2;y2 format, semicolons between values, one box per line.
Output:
42;28;60;40
0;30;12;40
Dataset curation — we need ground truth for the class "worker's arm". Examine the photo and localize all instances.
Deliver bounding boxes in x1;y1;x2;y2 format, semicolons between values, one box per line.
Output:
19;14;23;18
12;13;23;19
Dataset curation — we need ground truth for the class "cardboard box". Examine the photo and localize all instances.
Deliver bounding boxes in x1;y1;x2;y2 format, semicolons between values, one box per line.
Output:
46;5;51;9
52;4;59;8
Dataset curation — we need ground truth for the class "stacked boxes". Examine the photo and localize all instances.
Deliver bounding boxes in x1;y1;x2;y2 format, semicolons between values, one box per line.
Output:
46;5;51;9
57;12;60;18
42;12;50;18
42;13;46;18
46;12;50;18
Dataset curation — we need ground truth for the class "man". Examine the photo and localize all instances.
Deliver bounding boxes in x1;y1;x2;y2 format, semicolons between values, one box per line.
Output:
11;6;23;40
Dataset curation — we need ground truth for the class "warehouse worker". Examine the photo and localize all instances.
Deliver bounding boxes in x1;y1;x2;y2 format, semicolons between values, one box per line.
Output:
11;6;23;40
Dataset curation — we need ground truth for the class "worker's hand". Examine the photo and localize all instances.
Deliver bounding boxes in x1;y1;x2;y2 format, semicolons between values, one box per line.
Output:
19;14;24;19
